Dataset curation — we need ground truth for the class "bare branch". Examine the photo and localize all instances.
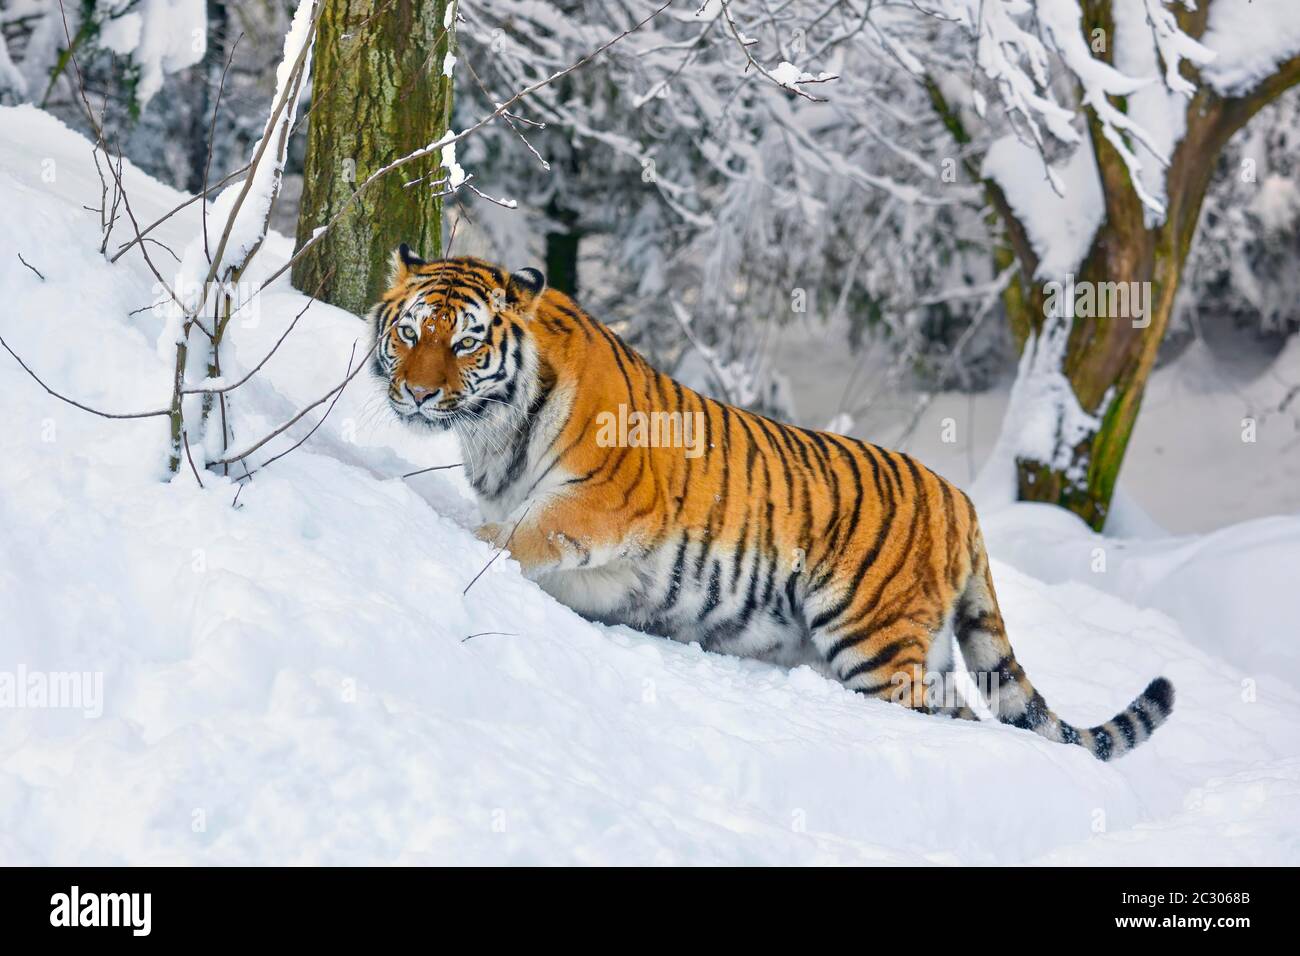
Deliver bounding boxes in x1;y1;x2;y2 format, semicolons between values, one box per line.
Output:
206;337;379;468
464;504;533;596
717;0;838;102
0;332;169;419
241;341;358;476
182;430;205;488
204;32;244;265
110;163;251;264
182;270;333;397
462;632;518;643
17;253;44;281
402;462;464;479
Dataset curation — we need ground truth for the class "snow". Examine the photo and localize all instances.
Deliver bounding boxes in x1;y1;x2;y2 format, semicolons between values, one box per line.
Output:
114;0;208;106
2;106;1299;864
979;313;1104;489
431;131;467;190
99;13;145;59
769;61;833;90
981;504;1300;694
1251;172;1300;233
982;132;1103;279
1112;0;1196;225
1201;0;1300;98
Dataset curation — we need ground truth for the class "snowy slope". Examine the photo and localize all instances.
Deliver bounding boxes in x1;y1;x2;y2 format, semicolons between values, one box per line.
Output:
1;106;1298;865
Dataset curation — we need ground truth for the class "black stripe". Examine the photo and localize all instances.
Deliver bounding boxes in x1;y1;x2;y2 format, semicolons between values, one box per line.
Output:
1113;712;1137;749
656;533;691;613
1133;703;1155;735
841;639;908;682
824;631;868;666
1091;727;1114;761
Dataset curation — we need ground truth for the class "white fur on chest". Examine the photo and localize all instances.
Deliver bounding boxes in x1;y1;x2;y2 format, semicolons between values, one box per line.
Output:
459;381;577;522
534;562;646;619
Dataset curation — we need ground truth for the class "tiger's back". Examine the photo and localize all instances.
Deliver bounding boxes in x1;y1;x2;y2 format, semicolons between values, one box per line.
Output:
373;251;1174;761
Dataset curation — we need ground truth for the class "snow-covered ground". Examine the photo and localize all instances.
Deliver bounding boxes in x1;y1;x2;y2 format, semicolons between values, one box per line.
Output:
2;106;1298;865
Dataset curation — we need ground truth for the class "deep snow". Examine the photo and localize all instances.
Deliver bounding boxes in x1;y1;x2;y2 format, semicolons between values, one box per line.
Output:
1;106;1298;865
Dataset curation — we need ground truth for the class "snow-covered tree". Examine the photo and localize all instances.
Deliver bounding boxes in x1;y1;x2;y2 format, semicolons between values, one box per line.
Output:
1178;85;1300;339
909;0;1300;527
456;0;1000;417
0;1;301;195
0;0;208;109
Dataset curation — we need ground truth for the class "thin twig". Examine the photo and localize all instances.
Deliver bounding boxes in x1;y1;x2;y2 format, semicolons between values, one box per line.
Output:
110;164;251;263
53;1;188;320
182;270;333;396
717;0;838;102
17;253;45;281
401;462;464;479
0;332;170;419
204;32;243;266
462;632;518;643
242;342;358;476
182;430;205;488
206;336;377;467
463;503;533;596
139;236;181;263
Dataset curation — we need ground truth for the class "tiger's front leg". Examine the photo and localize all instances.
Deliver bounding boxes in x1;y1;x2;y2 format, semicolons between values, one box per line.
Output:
474;517;571;575
475;498;632;577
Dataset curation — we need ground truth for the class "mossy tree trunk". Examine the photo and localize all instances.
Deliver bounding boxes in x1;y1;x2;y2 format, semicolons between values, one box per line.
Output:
292;0;454;315
934;5;1300;530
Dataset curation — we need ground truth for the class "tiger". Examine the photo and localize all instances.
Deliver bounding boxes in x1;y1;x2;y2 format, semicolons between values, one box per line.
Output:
370;247;1174;761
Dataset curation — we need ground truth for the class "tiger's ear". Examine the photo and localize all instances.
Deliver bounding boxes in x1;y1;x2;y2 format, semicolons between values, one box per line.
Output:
505;267;546;308
392;243;427;283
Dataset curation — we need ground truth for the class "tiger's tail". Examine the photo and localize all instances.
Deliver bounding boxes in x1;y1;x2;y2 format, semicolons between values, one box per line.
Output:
953;541;1174;761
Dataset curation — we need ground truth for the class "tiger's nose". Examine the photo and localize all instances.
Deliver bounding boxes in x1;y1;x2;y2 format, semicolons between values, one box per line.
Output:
408;385;435;402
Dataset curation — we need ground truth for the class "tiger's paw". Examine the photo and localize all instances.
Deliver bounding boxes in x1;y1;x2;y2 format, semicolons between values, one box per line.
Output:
475;522;508;548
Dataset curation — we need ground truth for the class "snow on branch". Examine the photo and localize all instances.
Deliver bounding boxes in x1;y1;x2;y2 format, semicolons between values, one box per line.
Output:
908;1;1212;221
1200;0;1300;97
716;0;839;102
191;0;318;295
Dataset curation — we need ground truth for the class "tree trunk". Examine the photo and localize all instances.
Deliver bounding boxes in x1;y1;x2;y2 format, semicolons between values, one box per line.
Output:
291;0;454;315
544;199;581;297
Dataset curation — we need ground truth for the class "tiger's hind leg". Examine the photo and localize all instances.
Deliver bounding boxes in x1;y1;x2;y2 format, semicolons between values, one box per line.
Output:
812;619;935;711
813;617;980;718
923;631;980;721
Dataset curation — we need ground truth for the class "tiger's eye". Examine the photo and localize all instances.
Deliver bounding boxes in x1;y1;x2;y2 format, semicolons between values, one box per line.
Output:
457;337;478;352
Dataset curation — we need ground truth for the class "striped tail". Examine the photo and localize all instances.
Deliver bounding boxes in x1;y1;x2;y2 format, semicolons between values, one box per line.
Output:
954;545;1174;761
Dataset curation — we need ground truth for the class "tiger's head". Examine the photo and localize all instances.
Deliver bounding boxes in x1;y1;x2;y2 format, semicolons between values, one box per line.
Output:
370;247;546;429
